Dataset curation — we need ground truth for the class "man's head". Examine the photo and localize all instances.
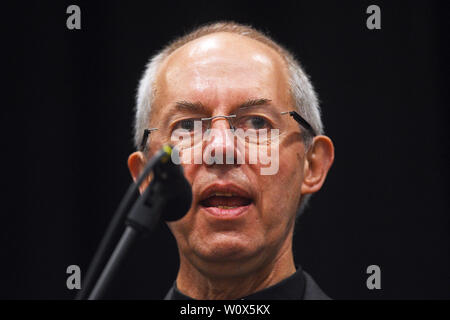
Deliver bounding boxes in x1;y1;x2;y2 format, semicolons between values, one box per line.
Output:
128;22;334;279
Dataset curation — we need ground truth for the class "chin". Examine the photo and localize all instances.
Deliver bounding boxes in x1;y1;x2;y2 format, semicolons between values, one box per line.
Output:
193;232;261;263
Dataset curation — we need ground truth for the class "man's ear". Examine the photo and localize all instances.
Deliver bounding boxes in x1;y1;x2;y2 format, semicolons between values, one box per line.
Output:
128;151;151;194
301;135;335;195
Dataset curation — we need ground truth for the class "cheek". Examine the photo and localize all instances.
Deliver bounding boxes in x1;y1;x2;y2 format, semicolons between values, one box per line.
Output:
258;152;304;223
181;162;199;182
166;207;198;250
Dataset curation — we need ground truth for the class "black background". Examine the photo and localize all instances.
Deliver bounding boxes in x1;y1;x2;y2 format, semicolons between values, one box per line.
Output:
1;0;449;299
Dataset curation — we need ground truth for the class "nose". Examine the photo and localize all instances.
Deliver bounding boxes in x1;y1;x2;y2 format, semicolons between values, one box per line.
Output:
203;117;239;165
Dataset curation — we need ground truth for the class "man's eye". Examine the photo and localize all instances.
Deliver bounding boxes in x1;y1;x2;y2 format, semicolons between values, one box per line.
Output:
243;116;271;130
175;119;196;131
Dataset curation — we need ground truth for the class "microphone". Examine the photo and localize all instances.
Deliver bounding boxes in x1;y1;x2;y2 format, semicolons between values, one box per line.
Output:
80;145;192;300
126;147;193;232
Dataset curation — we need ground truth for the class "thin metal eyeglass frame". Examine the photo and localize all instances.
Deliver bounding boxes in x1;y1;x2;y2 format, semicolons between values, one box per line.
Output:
139;110;316;152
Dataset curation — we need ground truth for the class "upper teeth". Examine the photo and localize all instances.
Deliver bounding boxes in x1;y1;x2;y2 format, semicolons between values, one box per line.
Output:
214;192;234;197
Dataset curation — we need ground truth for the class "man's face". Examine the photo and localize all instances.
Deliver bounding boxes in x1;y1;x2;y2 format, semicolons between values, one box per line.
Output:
144;33;309;276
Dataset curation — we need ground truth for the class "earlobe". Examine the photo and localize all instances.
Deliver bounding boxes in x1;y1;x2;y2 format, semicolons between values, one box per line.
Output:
301;135;335;195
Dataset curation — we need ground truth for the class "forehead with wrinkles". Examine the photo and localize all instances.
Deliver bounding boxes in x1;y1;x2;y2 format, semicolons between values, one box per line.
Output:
152;32;291;116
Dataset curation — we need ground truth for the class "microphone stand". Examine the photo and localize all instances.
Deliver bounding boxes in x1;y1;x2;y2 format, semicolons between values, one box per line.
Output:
88;226;139;300
76;146;172;300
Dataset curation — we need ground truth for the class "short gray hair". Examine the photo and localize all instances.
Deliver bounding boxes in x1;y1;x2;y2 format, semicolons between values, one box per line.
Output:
133;21;324;215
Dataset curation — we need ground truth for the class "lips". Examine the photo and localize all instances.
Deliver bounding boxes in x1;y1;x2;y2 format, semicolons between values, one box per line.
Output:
199;184;253;218
201;193;252;208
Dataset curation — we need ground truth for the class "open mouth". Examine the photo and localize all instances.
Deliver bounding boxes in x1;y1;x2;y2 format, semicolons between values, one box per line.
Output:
199;185;253;218
201;192;252;209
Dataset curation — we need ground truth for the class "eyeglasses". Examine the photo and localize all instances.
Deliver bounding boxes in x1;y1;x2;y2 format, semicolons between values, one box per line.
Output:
139;108;316;152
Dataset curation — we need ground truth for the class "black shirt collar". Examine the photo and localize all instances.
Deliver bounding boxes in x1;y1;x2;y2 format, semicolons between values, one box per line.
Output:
165;266;306;300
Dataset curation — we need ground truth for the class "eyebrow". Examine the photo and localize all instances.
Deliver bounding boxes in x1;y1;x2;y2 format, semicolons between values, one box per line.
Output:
237;98;272;110
174;98;272;112
174;100;209;113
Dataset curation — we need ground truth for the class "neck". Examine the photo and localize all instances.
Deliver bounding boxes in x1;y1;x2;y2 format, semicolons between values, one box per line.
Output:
175;238;296;300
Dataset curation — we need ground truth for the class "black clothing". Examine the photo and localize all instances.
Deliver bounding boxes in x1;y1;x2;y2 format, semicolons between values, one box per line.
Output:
164;266;330;300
